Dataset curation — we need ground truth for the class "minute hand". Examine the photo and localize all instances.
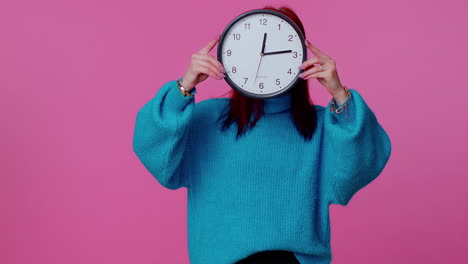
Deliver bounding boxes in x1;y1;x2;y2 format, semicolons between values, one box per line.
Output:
263;50;292;56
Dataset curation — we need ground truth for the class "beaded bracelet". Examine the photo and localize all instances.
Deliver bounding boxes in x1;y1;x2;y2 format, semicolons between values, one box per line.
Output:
329;86;352;114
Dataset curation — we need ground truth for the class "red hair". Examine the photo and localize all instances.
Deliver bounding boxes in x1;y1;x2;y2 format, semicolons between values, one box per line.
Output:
217;6;318;141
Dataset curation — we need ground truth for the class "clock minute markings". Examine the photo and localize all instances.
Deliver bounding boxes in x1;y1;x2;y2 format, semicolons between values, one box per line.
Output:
226;14;302;94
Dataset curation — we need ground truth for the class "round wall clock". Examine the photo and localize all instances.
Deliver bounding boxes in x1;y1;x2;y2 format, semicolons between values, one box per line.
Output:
217;9;307;99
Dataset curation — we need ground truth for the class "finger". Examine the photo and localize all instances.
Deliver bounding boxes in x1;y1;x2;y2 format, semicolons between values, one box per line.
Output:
197;65;223;80
199;35;221;55
193;53;224;75
299;64;325;78
305;40;326;58
199;57;225;77
299;57;325;70
196;59;225;78
301;71;327;80
202;54;225;73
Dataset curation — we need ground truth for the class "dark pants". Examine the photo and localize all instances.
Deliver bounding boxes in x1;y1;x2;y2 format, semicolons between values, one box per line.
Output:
234;250;300;264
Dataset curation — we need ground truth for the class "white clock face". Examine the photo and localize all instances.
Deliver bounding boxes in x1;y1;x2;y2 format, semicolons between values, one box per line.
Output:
218;11;306;98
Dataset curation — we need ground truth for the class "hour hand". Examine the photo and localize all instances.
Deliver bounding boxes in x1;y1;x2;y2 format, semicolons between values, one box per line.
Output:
263;50;292;56
261;33;267;54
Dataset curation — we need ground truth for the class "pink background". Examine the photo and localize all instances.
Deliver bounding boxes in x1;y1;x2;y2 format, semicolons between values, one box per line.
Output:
1;0;467;263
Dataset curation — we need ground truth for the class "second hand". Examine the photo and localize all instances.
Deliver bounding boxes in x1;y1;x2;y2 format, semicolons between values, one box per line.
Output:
254;55;263;87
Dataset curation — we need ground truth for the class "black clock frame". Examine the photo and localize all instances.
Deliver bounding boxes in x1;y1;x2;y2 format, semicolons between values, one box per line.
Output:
217;8;307;99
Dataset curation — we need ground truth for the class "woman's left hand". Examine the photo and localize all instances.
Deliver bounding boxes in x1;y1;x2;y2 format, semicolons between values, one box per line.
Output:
298;40;347;103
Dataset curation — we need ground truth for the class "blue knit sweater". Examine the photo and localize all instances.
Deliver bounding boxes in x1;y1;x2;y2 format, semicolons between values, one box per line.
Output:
132;78;392;264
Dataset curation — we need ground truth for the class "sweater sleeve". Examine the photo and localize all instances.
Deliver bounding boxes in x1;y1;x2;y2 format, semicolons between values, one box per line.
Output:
321;88;392;206
132;77;197;190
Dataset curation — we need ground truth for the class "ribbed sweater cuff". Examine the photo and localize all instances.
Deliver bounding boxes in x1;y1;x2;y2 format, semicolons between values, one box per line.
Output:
163;77;197;111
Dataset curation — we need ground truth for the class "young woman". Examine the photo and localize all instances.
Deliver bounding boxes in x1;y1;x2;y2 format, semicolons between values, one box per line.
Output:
132;6;392;264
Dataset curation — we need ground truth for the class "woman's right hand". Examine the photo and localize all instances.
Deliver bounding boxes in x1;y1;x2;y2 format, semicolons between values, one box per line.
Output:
180;35;226;91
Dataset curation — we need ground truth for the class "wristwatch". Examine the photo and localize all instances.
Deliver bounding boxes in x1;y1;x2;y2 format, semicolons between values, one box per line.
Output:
176;79;195;97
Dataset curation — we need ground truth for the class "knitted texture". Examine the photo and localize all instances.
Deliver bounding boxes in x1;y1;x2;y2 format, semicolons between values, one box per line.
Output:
132;78;392;264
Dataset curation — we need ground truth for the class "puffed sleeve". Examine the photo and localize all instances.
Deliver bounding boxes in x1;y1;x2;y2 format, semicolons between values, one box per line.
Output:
321;88;392;206
132;77;197;190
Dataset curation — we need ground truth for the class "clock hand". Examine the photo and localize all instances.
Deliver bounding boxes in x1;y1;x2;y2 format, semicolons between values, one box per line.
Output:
263;50;293;56
261;33;267;55
254;56;264;86
255;33;267;86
